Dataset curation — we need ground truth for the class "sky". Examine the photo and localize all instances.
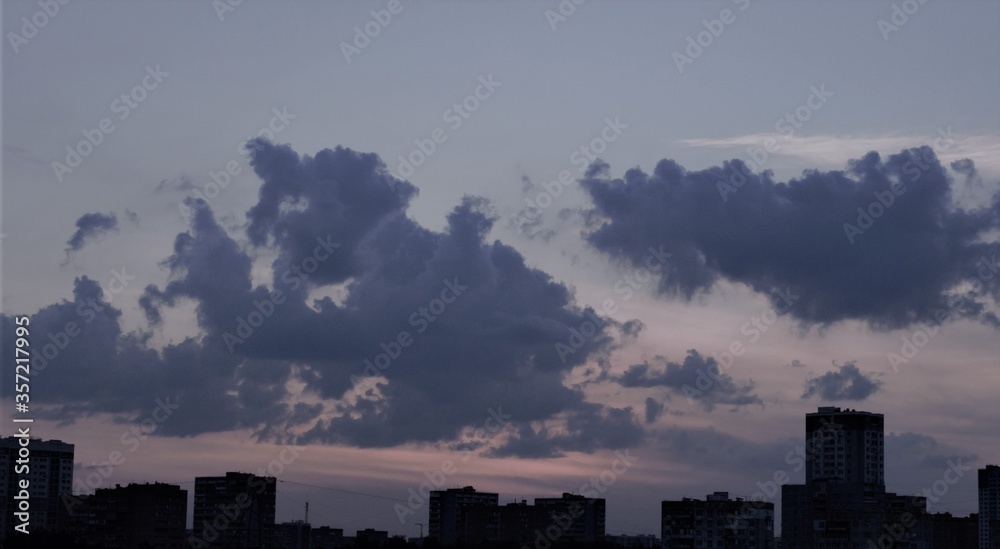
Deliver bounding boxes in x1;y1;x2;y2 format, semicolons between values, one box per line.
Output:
2;0;999;538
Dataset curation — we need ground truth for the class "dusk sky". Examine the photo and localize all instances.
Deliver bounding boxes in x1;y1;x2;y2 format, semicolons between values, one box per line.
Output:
2;0;999;537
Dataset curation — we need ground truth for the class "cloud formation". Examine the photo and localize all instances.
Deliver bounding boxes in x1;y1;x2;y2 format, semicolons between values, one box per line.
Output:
9;140;645;458
64;212;118;255
617;350;762;411
581;147;1000;330
802;362;881;401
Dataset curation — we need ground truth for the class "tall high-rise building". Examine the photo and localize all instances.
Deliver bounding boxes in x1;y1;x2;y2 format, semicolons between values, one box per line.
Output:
428;486;498;545
0;437;74;539
782;407;928;549
661;491;774;549
805;406;885;487
192;472;277;548
981;465;1000;549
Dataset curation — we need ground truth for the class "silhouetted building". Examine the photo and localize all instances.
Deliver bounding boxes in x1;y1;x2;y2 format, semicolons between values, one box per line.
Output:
275;520;311;549
356;528;389;546
311;526;346;549
534;493;606;543
661;491;774;549
495;500;550;545
929;512;977;549
610;533;659;548
85;482;187;549
192;472;276;548
0;437;74;539
781;407;931;549
805;407;884;487
428;486;498;545
982;465;1000;549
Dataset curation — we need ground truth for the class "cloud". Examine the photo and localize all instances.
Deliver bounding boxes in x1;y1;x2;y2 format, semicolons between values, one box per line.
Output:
580;147;1000;330
488;405;644;459
0;277;279;437
675;131;1000;175
644;397;664;424
64;212;118;255
11;140;646;458
802;362;882;401
617;350;762;411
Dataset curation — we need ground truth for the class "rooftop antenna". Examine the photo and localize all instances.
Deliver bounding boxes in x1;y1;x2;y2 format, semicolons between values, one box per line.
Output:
305;501;309;524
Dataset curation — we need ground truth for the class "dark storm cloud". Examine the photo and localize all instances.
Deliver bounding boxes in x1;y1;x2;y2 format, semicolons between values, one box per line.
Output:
15;140;644;457
617;350;762;411
64;212;118;254
0;277;285;437
244;138;419;299
581;147;1000;330
801;362;881;401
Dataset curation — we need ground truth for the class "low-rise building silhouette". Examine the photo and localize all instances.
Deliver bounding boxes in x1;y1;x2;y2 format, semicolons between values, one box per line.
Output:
928;512;977;549
192;472;277;548
661;491;774;549
275;519;312;549
428;486;499;545
311;526;346;549
71;482;187;549
534;492;606;543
